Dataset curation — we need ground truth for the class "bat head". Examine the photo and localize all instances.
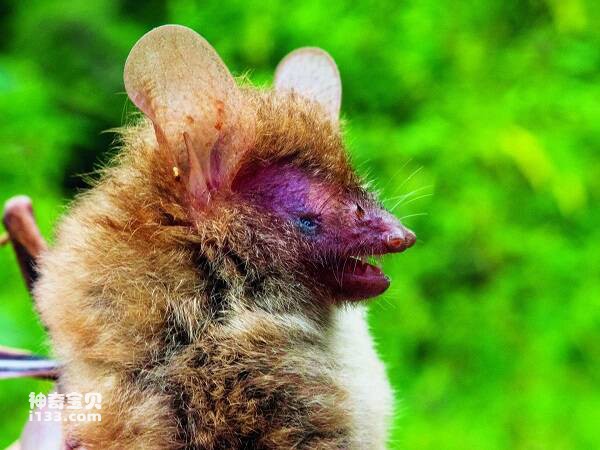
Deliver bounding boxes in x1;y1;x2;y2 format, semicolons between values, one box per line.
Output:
123;25;415;303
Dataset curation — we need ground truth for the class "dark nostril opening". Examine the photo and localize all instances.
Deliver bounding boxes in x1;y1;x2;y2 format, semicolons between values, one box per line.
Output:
386;228;416;251
387;235;405;250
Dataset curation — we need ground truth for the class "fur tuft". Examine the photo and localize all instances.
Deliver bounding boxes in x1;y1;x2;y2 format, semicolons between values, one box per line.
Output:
35;65;393;450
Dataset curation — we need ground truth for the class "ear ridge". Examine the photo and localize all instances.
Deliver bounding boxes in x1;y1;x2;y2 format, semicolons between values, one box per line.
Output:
274;47;342;122
124;25;254;205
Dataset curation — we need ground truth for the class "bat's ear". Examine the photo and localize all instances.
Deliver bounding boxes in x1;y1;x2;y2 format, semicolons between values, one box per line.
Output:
124;25;254;207
274;48;342;123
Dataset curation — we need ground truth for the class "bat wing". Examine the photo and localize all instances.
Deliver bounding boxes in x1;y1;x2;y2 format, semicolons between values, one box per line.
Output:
2;198;57;380
0;347;59;380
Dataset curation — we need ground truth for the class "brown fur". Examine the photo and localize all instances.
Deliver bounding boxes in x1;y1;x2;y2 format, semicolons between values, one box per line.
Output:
35;93;371;449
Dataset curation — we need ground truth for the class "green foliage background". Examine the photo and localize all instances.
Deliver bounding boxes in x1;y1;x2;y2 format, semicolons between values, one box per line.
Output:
0;0;598;448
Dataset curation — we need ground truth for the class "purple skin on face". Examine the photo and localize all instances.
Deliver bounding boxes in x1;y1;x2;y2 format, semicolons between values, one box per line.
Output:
234;163;415;301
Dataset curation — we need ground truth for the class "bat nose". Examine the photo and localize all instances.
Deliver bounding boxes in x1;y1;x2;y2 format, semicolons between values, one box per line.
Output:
385;226;416;252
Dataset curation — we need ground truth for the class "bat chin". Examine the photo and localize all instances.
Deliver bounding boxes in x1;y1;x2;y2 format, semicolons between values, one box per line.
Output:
321;257;391;301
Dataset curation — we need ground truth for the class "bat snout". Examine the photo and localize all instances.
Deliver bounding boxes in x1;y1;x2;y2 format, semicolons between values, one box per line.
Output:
384;225;416;253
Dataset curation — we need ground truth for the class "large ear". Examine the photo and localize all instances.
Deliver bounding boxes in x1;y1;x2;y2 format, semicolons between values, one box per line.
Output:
274;48;341;122
124;25;254;206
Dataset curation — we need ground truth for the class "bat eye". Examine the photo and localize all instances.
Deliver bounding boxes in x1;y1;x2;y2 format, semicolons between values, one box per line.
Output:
296;215;319;235
356;204;365;219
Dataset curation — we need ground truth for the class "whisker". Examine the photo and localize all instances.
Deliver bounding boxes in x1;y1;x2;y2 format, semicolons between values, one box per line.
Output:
391;193;433;211
383;185;432;203
381;158;414;191
399;212;428;221
388;186;433;211
396;166;423;193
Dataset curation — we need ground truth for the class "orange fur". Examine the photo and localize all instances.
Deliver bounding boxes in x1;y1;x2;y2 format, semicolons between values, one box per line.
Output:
35;92;393;449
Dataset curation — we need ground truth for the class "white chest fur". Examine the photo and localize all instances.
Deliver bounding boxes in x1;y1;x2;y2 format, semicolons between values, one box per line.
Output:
329;305;394;449
227;306;394;448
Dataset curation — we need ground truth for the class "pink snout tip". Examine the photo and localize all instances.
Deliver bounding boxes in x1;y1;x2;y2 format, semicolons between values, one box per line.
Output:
386;227;416;252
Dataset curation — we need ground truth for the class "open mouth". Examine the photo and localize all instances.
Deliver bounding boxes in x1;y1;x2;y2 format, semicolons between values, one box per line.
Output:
322;256;390;301
318;226;417;300
315;226;416;301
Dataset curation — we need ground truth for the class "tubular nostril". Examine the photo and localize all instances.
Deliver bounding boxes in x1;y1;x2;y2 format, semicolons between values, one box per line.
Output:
386;228;416;251
386;234;404;250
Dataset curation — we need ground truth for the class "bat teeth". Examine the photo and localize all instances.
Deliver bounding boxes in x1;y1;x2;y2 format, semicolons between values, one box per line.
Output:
351;255;383;269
